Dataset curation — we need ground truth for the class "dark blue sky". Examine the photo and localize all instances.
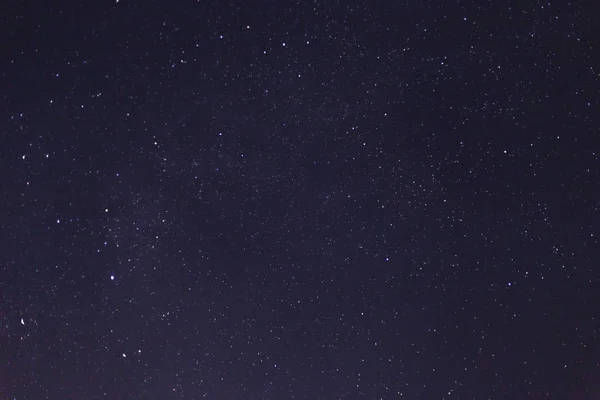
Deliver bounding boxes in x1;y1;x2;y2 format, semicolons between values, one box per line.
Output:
1;0;599;398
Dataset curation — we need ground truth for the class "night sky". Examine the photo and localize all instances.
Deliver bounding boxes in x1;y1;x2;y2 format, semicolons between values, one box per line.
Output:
1;0;599;399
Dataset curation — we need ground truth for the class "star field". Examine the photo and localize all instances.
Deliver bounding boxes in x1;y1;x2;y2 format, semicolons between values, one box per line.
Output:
1;0;600;399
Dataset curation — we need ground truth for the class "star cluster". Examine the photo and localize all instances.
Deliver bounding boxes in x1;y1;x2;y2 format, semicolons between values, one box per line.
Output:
1;0;599;399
